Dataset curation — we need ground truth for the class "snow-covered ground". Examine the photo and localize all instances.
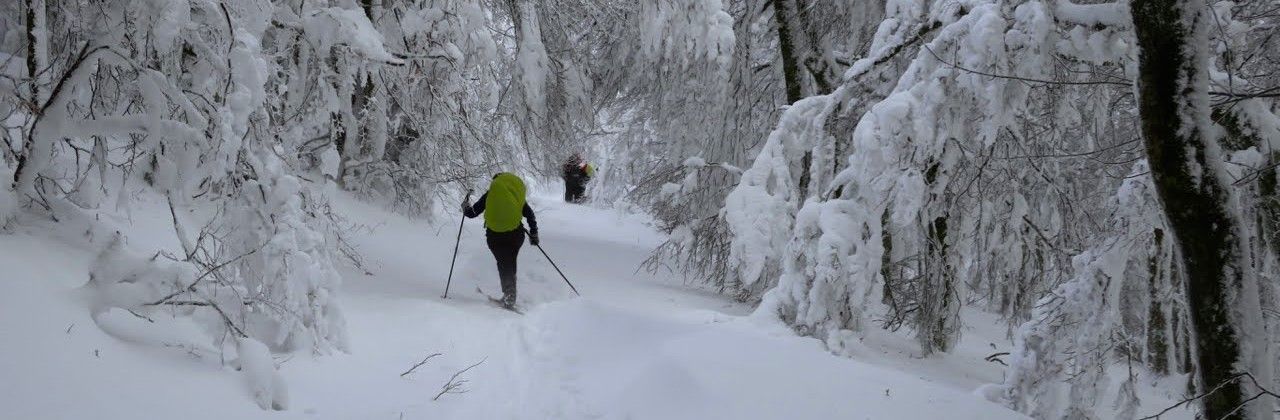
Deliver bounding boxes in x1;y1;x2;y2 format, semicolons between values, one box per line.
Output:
3;189;1055;419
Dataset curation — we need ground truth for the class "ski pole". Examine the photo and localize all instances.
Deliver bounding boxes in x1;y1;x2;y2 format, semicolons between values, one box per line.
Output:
536;244;580;296
443;189;473;299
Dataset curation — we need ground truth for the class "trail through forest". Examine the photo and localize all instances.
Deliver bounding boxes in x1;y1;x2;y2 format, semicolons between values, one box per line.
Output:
266;192;1032;419
1;190;1033;419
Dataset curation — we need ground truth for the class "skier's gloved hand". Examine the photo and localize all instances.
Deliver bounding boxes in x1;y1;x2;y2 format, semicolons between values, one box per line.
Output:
529;231;540;246
461;201;470;214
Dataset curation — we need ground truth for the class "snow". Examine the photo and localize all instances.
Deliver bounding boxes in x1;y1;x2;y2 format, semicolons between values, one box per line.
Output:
135;0;190;52
1;189;1031;419
7;1;1275;417
303;8;403;64
639;0;735;75
236;336;289;411
682;156;707;167
515;2;550;117
1052;0;1129;28
722;93;837;290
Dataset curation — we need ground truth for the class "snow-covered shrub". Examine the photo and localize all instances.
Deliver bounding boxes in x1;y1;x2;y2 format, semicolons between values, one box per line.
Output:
611;0;884;303
997;162;1176;419
223;143;348;353
1;0;365;408
722;93;838;299
635;156;743;294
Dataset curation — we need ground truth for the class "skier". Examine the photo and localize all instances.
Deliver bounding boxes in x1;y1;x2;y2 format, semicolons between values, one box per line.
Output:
462;173;539;308
562;153;594;203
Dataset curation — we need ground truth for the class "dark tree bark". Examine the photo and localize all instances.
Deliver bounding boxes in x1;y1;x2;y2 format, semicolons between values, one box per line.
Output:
24;0;45;107
770;0;804;104
1146;228;1169;375
770;0;818;201
1131;0;1265;418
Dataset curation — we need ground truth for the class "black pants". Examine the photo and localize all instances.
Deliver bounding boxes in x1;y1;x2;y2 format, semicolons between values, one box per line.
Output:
486;229;525;298
564;179;586;203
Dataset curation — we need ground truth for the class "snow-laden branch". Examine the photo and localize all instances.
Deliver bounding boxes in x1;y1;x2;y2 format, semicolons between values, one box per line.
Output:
639;0;735;75
1053;0;1129;28
302;7;405;65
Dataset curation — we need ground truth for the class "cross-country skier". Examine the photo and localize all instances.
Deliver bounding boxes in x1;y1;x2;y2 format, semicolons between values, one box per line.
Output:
562;153;594;203
462;173;539;308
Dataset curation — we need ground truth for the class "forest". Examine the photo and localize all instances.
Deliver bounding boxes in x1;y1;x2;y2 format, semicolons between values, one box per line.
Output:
1;0;1278;419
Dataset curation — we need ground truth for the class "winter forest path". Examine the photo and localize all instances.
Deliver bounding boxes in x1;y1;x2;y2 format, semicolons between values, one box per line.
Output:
287;192;1029;419
306;193;763;418
0;191;1030;419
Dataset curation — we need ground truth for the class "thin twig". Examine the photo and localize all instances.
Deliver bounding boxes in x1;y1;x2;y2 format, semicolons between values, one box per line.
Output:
146;244;263;306
433;358;486;401
400;353;443;377
1138;372;1279;420
922;44;1131;87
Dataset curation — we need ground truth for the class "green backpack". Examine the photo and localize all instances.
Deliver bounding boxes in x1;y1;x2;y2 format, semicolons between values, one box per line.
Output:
484;173;527;233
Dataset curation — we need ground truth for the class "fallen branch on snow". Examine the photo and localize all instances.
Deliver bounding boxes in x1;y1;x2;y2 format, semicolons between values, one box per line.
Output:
400;353;442;377
433;358;486;401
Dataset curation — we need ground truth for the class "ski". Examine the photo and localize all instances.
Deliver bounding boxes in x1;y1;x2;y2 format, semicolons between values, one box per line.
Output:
487;296;523;314
475;287;523;314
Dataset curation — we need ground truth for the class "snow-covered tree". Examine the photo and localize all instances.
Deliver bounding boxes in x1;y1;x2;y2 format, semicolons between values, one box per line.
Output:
1128;0;1273;417
629;0;885;298
707;0;1279;416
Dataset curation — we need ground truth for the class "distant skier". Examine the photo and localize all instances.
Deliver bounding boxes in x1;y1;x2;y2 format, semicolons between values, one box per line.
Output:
462;173;539;308
562;153;594;203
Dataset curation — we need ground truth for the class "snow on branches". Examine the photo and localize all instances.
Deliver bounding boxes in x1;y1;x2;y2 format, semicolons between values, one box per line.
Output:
639;0;735;76
723;92;838;296
753;0;1138;357
0;0;402;408
734;0;1280;417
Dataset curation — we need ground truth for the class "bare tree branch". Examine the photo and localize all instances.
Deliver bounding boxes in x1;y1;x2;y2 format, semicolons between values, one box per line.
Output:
400;353;443;377
433;358;486;401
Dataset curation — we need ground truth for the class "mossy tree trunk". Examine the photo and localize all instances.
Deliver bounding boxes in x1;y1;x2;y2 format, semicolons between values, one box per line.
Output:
1146;228;1170;375
1131;0;1267;418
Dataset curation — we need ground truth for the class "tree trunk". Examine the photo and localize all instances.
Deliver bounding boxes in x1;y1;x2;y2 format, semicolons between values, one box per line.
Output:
1146;228;1169;375
338;0;381;185
15;0;49;184
1131;0;1269;418
917;159;960;354
771;0;817;200
1260;155;1280;255
25;0;49;106
770;0;803;104
794;0;836;92
919;213;958;354
881;206;896;306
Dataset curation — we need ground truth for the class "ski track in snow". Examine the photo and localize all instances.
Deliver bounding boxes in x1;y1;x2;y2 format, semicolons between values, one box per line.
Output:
1;191;1050;419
